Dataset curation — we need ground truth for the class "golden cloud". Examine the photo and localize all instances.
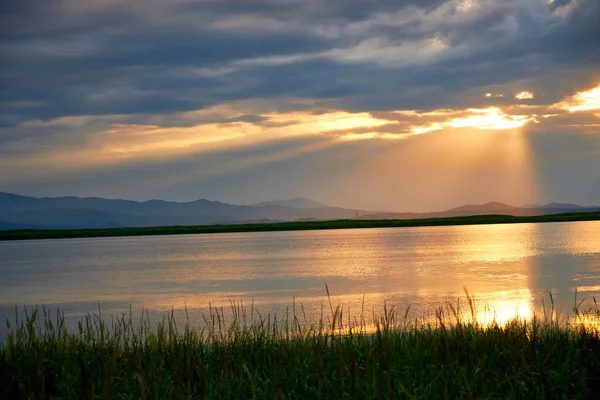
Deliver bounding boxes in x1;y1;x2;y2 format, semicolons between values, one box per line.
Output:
554;84;600;112
2;82;599;177
515;91;534;100
410;107;534;134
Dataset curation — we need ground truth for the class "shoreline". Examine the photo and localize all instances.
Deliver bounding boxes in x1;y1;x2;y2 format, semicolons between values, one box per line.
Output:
1;211;599;241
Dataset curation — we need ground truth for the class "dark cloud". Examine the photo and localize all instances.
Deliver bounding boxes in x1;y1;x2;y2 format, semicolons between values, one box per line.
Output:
547;0;574;13
1;0;599;123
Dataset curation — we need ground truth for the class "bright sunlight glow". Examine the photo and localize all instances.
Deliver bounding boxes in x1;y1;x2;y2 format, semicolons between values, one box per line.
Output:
556;84;600;112
412;107;532;134
448;107;530;130
515;91;535;100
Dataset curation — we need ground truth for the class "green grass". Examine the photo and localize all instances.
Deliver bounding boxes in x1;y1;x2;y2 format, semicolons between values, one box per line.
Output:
2;211;599;241
2;292;600;399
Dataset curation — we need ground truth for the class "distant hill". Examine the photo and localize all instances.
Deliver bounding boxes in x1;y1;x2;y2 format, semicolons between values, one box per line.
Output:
361;201;600;220
0;192;365;230
446;202;522;215
1;192;598;231
536;202;600;210
251;197;330;209
0;220;42;230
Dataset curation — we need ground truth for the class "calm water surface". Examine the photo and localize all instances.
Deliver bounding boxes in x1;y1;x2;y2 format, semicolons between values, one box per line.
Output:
1;221;599;331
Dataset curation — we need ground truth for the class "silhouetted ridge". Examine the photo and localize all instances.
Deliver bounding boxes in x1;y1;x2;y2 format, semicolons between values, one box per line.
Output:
2;193;598;230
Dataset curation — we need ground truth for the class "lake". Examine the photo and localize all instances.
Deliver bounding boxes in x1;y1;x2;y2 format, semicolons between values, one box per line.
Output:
1;221;599;332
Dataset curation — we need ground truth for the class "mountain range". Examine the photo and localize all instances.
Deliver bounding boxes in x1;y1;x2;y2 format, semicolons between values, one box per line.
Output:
362;202;600;220
0;192;364;230
0;192;598;230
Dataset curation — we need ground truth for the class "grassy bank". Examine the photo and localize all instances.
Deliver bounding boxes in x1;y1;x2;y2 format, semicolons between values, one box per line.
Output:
2;211;599;241
2;297;600;399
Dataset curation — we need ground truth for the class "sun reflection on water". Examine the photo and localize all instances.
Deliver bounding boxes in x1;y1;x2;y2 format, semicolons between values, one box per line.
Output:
119;223;598;331
2;222;599;334
471;290;534;326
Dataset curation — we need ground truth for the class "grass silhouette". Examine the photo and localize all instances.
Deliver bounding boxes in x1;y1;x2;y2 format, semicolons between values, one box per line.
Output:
2;289;600;399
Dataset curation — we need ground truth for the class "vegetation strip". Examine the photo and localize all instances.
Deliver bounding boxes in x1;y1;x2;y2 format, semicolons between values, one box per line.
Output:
2;298;600;399
1;211;599;241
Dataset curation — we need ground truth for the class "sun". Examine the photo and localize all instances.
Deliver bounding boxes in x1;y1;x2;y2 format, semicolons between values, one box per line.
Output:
448;107;530;130
411;107;532;134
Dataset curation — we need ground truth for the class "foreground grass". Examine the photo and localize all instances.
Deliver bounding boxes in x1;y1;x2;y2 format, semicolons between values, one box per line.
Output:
2;211;599;241
2;297;600;399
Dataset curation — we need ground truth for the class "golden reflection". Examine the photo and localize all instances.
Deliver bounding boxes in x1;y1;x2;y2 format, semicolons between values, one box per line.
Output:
9;224;597;334
472;290;534;326
575;285;600;292
447;223;536;264
436;224;536;326
569;313;600;333
557;221;600;255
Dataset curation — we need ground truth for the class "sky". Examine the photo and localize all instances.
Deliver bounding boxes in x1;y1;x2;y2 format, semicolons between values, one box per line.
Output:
1;0;599;212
